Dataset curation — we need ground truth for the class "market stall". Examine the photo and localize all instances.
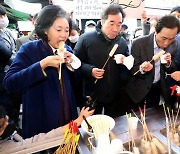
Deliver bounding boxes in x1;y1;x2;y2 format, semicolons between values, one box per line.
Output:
79;106;180;154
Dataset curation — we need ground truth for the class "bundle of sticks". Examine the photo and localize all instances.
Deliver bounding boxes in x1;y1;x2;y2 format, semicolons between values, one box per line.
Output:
126;113;140;154
163;103;180;147
92;116;111;140
55;121;80;154
127;105;167;154
91;116;112;154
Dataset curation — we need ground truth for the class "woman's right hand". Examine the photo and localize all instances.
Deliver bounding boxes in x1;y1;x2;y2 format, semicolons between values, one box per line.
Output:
40;55;65;70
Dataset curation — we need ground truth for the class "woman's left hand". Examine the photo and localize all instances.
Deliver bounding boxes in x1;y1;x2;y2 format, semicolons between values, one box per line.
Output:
64;51;73;64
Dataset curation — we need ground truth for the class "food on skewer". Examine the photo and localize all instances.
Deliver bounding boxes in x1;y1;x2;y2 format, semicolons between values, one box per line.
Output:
173;133;179;146
94;44;118;84
129;106;168;154
59;41;65;53
150;141;158;154
58;41;65;80
178;124;180;131
133;146;140;154
144;141;151;154
162;103;180;146
151;50;165;62
133;50;165;75
109;44;119;57
152;137;167;153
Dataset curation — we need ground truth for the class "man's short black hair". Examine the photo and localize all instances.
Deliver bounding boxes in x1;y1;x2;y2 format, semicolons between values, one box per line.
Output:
171;6;180;14
122;24;128;30
155;15;180;34
101;3;126;22
0;4;6;15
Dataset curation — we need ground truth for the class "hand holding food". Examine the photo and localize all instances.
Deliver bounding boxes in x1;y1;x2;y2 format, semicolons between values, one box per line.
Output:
134;50;165;75
140;61;153;72
40;55;64;70
92;68;105;79
94;44;118;84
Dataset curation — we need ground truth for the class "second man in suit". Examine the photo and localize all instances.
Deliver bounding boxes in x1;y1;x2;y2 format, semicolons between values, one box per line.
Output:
125;15;180;110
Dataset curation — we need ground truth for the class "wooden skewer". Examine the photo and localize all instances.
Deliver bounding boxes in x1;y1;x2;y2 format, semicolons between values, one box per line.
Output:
126;113;132;151
58;41;65;80
94;44;118;84
131;109;143;125
126;113;136;151
162;103;168;117
171;110;176;133
166;73;171;76
165;116;171;154
167;107;173;130
174;104;180;128
133;50;165;76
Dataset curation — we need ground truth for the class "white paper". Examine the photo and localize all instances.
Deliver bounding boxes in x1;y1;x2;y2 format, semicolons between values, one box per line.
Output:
160;54;167;64
70;54;81;69
123;55;134;70
114;54;134;70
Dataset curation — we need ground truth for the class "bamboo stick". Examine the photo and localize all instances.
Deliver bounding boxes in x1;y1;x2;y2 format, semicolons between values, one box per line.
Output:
94;44;118;84
133;50;165;75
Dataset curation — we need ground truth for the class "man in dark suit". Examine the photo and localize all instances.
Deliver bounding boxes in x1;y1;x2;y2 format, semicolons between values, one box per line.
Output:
125;15;180;110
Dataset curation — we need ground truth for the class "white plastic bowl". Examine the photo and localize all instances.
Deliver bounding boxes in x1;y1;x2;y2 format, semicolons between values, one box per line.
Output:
81;114;115;136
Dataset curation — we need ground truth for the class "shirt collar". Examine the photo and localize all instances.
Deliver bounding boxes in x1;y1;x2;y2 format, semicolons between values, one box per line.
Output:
48;44;58;54
154;34;164;50
153;34;159;50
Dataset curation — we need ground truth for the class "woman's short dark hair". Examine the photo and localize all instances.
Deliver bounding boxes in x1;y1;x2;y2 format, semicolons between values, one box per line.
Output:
0;4;6;15
155;15;180;34
71;20;80;33
35;5;71;41
101;4;126;22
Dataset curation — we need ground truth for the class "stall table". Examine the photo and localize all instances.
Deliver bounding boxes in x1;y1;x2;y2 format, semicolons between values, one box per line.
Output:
78;107;180;154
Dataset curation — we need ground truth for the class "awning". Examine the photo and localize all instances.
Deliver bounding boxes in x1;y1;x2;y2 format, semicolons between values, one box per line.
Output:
4;0;42;15
5;6;31;21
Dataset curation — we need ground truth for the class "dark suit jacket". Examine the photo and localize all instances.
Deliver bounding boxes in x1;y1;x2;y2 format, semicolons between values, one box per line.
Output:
16;30;37;51
126;32;178;104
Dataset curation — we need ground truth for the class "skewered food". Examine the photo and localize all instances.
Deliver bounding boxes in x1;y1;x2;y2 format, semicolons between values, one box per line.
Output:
58;41;65;80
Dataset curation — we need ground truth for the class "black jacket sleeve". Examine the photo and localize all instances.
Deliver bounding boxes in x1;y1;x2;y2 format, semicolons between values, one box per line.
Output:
0;36;12;64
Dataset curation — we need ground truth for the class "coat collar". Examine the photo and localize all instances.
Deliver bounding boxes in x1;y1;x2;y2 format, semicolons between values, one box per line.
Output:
146;32;155;61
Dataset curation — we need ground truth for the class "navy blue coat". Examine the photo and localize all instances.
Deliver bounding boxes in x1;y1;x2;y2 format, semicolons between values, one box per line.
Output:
3;40;78;138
